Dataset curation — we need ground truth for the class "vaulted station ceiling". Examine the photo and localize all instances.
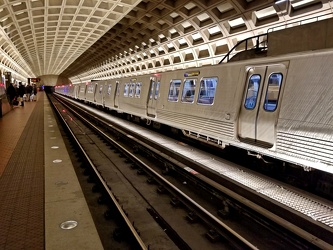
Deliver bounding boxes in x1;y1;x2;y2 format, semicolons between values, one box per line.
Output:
0;0;332;85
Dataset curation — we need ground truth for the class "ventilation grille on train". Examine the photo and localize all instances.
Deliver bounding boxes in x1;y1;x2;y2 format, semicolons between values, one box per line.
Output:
276;132;333;165
157;110;235;144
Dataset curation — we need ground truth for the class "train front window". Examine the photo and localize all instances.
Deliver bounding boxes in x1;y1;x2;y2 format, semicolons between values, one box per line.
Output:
181;79;196;103
244;74;261;109
263;73;283;111
197;77;218;105
168;79;181;102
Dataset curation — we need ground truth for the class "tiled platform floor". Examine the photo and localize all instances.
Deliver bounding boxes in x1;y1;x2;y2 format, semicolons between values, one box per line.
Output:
0;92;103;250
0;94;44;249
0;98;38;177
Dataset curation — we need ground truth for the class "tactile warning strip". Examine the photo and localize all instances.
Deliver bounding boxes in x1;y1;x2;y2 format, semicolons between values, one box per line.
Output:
259;187;333;227
0;94;44;249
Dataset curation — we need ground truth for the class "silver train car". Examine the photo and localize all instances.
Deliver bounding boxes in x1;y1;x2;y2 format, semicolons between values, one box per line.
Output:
55;47;333;177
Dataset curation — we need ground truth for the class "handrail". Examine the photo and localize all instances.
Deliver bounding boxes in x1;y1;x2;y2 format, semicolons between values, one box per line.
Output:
267;13;332;34
218;34;268;64
219;13;332;64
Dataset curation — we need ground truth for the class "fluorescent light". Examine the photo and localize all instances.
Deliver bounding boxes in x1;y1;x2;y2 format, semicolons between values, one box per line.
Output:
275;0;288;4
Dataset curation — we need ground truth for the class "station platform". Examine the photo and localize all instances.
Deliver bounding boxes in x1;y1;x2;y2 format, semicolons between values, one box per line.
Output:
0;92;103;249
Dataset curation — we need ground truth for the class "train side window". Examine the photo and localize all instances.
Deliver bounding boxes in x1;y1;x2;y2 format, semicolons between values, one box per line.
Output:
99;85;103;94
197;77;218;105
181;79;196;103
244;74;261;109
264;73;283;111
107;84;111;95
135;82;142;98
168;79;181;102
154;80;160;100
124;83;129;97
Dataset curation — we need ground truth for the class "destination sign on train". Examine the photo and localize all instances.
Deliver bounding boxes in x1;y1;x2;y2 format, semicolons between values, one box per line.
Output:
184;71;200;77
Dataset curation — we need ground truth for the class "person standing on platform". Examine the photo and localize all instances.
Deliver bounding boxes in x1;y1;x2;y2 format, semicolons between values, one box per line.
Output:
33;84;37;95
14;83;18;94
25;83;33;102
6;83;16;106
18;82;25;107
31;84;37;101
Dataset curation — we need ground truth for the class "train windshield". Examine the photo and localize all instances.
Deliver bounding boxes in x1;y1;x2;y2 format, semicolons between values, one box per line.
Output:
244;74;261;109
197;77;218;105
181;79;196;103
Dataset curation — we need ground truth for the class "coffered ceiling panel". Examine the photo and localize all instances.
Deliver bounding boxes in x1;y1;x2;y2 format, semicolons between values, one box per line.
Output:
0;0;331;83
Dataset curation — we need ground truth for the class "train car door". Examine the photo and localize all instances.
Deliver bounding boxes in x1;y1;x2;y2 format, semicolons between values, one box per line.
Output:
147;76;160;118
97;82;104;105
114;81;120;108
238;64;287;147
78;83;87;100
74;84;79;99
93;83;98;102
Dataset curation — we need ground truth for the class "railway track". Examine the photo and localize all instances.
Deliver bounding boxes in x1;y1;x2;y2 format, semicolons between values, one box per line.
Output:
49;93;333;249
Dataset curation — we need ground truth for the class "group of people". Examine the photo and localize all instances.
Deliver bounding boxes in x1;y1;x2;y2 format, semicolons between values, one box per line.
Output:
6;82;38;107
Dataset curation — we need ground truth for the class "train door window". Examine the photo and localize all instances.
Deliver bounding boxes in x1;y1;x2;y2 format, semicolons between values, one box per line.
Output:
94;84;98;95
181;79;196;103
168;79;181;102
263;73;283;111
116;81;120;96
107;84;112;95
135;82;142;98
197;77;218;105
154;80;160;100
149;79;155;99
244;74;261;109
99;85;103;94
124;83;129;97
87;85;94;94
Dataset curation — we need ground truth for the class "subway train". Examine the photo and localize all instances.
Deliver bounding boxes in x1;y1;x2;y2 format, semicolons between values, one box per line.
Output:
55;46;333;184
